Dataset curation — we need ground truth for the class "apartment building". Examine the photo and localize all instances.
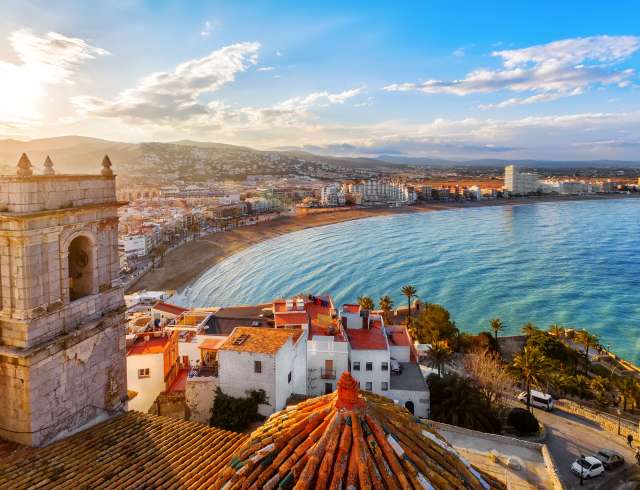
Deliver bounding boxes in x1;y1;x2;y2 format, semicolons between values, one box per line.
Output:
504;165;540;195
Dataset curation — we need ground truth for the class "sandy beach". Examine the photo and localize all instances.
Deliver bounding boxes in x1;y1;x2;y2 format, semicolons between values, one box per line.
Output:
129;193;639;293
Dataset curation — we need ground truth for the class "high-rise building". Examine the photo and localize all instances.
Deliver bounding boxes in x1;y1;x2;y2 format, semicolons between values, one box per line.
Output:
0;154;126;446
504;164;540;195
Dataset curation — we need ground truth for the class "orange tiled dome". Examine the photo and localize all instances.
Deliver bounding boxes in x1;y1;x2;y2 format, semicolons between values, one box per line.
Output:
212;372;505;489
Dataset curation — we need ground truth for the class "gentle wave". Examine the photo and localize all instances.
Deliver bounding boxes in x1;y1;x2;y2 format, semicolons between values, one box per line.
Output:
178;200;640;362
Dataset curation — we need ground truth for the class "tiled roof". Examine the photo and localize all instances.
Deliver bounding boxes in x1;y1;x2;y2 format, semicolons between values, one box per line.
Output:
0;411;247;489
274;311;310;326
127;335;172;355
347;326;388;350
153;302;189;316
212;372;505;489
220;327;303;355
198;337;227;350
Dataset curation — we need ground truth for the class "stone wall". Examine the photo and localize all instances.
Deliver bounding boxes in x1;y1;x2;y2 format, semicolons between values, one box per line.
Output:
186;376;218;425
0;309;126;446
149;391;187;420
556;398;639;440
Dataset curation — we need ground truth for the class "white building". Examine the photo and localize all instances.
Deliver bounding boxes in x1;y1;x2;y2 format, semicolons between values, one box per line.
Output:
504;165;540;195
217;327;307;416
119;233;152;258
339;303;429;418
343;179;416;206
126;332;180;412
244;196;273;214
320;184;346;207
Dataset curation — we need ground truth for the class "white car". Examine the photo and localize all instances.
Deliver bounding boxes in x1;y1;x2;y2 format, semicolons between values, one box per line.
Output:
571;456;604;479
517;390;555;411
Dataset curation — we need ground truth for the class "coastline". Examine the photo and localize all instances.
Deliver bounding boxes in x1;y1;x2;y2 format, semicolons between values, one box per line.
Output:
129;193;639;293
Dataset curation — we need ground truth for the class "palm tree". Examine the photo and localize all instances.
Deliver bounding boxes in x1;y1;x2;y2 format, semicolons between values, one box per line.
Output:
401;285;417;326
357;295;374;311
521;322;538;339
490;318;504;343
378;295;394;324
576;330;599;375
510;346;549;412
548;323;564;338
618;377;638;412
426;340;454;377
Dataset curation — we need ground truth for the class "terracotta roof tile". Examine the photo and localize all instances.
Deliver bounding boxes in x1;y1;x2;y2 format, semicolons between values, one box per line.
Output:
274;311;309;326
220;327;303;355
153;302;189;316
347;326;388;350
211;372;505;489
0;412;247;489
127;335;172;356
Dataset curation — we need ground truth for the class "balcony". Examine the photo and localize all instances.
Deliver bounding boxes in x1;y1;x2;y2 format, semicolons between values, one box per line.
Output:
188;363;218;379
321;368;336;380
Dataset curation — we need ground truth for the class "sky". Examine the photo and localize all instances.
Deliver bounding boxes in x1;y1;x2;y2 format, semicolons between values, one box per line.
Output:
1;0;640;160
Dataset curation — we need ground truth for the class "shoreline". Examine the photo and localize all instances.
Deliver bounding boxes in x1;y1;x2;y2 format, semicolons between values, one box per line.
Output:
129;193;639;293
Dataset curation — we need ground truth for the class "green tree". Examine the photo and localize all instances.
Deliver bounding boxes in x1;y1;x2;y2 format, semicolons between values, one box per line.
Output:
428;374;502;433
548;323;564;337
617;377;638;412
576;330;599;375
510;346;549;412
426;340;454;377
210;389;267;432
357;295;374;311
401;285;417;326
521;322;539;339
412;303;458;344
490;318;505;344
566;374;591;400
378;295;394;324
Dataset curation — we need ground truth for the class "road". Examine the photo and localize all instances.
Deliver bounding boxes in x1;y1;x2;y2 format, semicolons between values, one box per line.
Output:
533;405;640;489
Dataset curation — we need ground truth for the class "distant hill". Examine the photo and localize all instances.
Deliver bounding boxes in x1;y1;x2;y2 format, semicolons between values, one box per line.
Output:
0;136;397;179
375;155;640;169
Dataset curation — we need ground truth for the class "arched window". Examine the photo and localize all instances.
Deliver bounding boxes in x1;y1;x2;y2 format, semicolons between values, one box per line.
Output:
68;235;94;301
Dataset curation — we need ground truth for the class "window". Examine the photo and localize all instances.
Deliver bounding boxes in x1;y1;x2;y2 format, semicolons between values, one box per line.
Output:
324;383;333;395
288;371;292;383
365;382;372;391
137;368;150;378
254;360;262;373
353;361;360;371
381;362;389;371
366;362;373;371
68;235;94;301
381;382;388;391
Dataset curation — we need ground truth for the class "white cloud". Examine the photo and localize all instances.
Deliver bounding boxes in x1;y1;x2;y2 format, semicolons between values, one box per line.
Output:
257;66;275;72
0;28;108;122
73;42;260;124
385;35;640;105
452;48;465;57
200;20;214;38
275;50;282;57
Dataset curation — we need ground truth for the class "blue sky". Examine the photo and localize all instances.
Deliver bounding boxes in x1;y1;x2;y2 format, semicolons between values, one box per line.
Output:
1;0;640;160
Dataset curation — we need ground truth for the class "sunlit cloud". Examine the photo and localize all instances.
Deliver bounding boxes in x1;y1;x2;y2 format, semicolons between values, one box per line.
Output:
385;35;640;107
73;42;260;124
0;28;108;122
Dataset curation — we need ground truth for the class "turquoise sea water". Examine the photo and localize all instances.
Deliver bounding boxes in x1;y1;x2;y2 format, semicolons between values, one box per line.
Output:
178;199;640;362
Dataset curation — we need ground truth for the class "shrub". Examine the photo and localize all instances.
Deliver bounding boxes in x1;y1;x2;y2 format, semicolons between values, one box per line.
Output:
210;388;267;432
507;407;539;434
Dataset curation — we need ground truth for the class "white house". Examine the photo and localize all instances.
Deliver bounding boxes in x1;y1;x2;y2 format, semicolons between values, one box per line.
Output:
339;303;430;418
126;332;180;413
119;233;152;259
217;327;307;416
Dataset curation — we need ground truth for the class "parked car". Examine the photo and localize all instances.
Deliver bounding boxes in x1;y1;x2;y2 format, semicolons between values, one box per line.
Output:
517;390;555;411
594;449;624;470
571;456;605;479
390;357;402;374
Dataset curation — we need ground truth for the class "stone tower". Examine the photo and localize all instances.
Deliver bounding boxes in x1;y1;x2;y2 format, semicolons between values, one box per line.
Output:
0;154;126;446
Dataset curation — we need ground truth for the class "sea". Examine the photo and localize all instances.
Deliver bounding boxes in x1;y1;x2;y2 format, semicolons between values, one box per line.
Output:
176;199;640;362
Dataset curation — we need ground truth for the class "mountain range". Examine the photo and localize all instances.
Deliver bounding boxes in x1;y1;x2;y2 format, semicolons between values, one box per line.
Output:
1;136;638;177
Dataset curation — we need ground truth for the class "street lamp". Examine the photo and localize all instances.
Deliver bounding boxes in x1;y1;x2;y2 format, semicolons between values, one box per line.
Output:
580;453;585;486
617;408;622;435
